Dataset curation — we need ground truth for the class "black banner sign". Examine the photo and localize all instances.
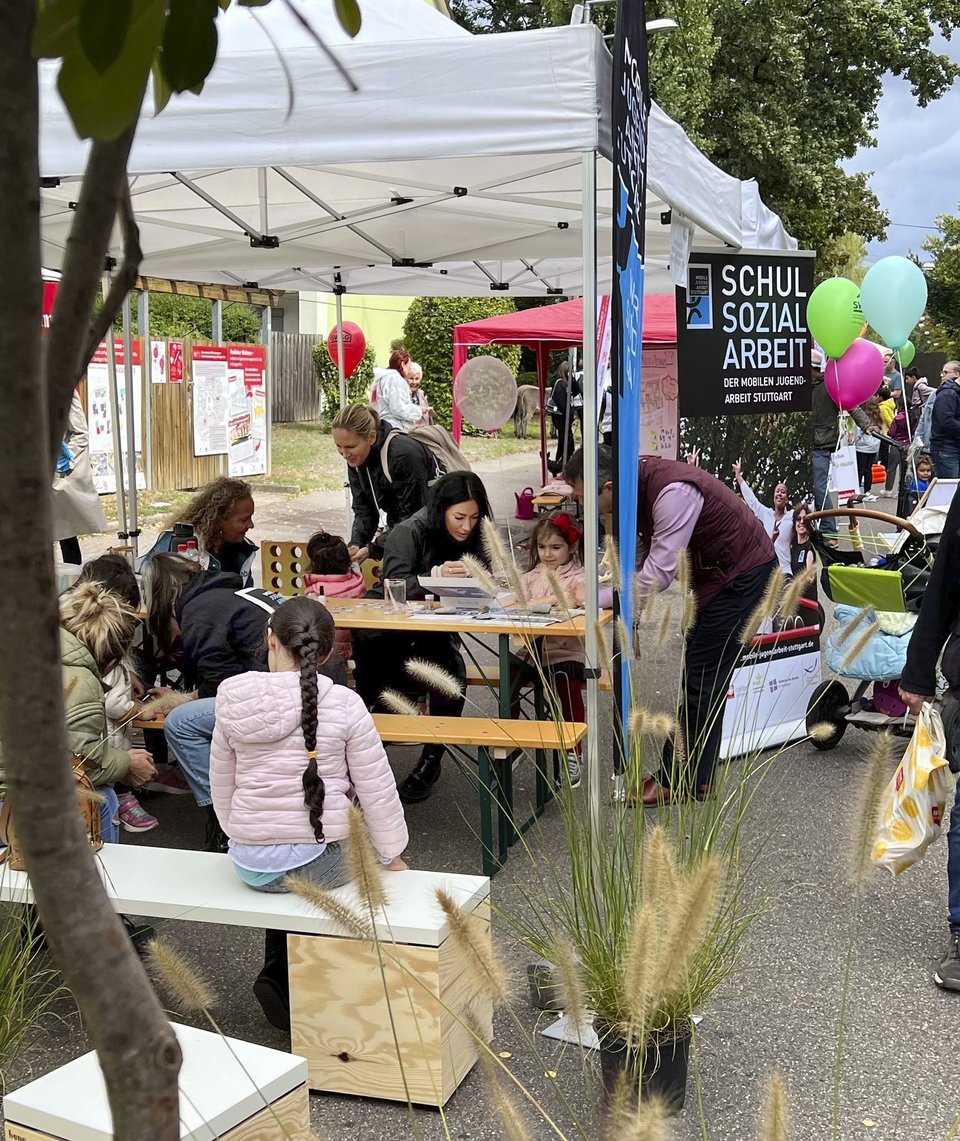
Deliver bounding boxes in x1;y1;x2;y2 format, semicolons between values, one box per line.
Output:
676;251;815;417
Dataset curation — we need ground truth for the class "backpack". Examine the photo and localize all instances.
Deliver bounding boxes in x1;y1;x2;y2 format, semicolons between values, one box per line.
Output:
380;426;471;486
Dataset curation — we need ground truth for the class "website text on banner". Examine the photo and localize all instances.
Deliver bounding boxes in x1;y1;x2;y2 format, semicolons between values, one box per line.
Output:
677;251;816;418
611;0;650;749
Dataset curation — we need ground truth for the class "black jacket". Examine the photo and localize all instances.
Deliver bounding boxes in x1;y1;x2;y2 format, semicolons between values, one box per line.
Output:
176;571;347;698
348;424;434;559
901;489;960;697
811;376;870;450
379;508;490;601
931;381;960;447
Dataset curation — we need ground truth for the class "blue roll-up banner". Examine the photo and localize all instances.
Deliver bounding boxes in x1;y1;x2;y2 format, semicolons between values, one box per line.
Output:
611;0;649;760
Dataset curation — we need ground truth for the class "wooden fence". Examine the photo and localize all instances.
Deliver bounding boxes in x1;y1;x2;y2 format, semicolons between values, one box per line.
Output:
272;332;325;423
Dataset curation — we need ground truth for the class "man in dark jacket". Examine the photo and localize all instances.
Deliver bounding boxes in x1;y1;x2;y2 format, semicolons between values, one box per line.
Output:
162;572;346;849
811;349;872;538
930;361;960;478
899;485;960;991
564;446;776;801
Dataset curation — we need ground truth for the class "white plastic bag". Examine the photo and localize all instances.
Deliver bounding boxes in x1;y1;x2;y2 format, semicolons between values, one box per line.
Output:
872;704;953;874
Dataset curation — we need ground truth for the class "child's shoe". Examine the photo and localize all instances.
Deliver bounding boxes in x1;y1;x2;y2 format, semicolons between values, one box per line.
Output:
117;792;159;833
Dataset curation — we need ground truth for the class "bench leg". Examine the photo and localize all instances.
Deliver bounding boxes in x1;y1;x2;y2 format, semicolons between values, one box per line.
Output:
478;747;508;878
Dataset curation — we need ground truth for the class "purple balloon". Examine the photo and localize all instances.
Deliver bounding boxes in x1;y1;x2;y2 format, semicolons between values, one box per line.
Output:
824;338;884;411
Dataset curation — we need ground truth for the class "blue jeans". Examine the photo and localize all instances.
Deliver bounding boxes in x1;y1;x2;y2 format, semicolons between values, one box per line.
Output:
247;842;350;894
100;785;120;845
164;698;216;807
812;449;837;537
932;444;960;480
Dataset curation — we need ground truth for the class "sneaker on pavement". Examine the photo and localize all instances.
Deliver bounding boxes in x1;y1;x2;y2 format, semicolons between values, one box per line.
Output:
145;766;192;795
117;792;159;833
565;752;582;789
934;931;960;992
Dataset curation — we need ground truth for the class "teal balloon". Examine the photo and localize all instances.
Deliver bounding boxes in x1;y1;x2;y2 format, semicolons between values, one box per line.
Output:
859;256;928;351
898;340;916;368
806;277;863;359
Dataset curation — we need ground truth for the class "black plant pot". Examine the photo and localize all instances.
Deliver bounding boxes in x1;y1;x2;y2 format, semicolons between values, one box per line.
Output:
594;1019;691;1112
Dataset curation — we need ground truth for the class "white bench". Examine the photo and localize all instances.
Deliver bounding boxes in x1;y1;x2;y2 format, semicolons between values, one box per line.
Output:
3;1022;308;1141
1;845;491;1107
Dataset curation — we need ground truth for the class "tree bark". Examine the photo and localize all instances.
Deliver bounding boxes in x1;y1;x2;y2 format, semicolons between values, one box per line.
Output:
0;4;181;1136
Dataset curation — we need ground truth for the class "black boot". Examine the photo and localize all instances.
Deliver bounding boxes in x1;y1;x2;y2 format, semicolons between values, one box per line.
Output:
398;746;444;804
204;806;229;853
254;929;291;1031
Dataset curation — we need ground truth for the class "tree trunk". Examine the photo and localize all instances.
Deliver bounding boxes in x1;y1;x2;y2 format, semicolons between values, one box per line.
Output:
0;4;181;1135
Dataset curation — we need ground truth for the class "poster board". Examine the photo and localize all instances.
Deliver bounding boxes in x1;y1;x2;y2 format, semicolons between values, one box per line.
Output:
191;344;267;476
86;338;145;494
150;340;167;383
640;347;679;459
720;619;822;760
677;250;815;417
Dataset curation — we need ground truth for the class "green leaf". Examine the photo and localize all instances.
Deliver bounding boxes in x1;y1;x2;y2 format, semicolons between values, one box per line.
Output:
78;0;133;74
218;0;232;8
150;57;172;115
334;0;362;38
57;0;164;140
32;0;81;60
237;0;273;6
158;0;218;93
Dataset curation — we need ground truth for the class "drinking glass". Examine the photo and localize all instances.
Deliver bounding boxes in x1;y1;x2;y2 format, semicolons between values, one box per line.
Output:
385;578;407;612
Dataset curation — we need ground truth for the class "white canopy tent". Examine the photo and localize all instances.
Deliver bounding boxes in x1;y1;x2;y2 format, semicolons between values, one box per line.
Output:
39;0;794;297
39;0;797;825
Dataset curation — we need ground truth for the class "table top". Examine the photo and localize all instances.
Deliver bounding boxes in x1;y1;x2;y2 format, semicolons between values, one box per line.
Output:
0;845;489;947
325;597;611;637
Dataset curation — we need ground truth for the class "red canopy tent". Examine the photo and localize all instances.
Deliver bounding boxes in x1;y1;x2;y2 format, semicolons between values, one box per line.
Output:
452;295;677;484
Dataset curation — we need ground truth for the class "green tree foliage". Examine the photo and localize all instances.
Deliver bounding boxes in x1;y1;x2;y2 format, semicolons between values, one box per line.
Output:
923;204;960;352
816;233;869;286
117;294;261;341
539;0;960;252
681;412;813;503
449;0;545;32
312;340;377;425
402;296;521;429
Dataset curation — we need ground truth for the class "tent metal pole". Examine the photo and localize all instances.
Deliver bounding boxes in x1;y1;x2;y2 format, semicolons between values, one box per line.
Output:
536;344;549;486
103;275;128;544
121;293;140;559
261;303;273;477
138;288;152;488
335;290;352;526
212;300;226;475
580;150;601;839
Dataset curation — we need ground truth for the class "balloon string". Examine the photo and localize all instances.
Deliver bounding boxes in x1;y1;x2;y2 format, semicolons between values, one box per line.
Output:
895;348;919;500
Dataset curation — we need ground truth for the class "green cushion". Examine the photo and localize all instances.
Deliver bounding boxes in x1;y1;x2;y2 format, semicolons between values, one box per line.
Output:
826;565;906;613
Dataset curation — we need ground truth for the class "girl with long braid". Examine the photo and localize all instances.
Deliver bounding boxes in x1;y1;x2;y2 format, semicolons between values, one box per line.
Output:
210;596;408;1029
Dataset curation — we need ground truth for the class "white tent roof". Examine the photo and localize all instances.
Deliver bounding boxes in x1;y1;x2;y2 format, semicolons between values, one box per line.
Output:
38;0;795;296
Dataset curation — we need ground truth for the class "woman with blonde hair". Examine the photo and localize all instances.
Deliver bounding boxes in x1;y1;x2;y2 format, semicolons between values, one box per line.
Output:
59;583;156;842
331;404;434;562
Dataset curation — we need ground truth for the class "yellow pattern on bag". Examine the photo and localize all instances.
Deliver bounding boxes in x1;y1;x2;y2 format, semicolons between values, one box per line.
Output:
872;704;952;874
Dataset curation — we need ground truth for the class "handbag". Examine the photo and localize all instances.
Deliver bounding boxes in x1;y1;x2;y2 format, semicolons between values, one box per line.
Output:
0;756;103;872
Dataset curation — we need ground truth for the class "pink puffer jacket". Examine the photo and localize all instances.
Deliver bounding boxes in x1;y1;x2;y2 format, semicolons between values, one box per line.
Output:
210;671;408;859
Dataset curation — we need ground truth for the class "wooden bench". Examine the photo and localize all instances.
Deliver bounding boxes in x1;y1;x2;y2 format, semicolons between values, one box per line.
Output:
372;714;586;877
3;1022;309;1140
0;846;490;1108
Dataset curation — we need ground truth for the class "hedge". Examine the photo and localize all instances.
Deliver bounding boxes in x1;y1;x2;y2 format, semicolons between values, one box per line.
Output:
312;341;377;426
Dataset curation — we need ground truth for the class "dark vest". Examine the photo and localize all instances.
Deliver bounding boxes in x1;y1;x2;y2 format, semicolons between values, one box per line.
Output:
637;458;774;611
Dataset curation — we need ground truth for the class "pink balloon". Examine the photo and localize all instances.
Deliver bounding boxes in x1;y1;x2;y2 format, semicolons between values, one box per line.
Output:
824;338;884;410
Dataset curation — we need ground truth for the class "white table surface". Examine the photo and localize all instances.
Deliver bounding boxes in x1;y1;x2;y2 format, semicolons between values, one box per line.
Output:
0;844;489;947
4;1022;307;1141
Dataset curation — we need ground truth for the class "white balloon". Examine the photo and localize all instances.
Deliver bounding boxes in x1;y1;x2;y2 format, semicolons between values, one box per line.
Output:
454;356;517;432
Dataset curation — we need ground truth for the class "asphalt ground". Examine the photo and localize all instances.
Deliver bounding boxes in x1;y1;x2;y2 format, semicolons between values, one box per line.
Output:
5;457;960;1140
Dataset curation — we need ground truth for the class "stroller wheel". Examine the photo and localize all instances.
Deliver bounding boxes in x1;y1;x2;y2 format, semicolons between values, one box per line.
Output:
806;680;849;751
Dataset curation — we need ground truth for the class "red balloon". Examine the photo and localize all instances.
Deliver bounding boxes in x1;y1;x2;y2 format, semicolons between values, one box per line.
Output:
326;322;366;379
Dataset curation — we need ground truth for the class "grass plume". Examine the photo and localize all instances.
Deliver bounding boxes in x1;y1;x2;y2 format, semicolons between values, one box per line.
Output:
641;826;680;919
345;805;387;912
760;1071;789;1141
595;619;614;681
628;707;649;736
779;564;818;620
740;568;784;645
622;902;658;1034
808;721;836;744
616;617;635;663
853;731;892;886
436;888;508;1005
677;548;691;597
550;939;587;1027
284;875;373;939
840;619;881;672
681;590;697;636
405;658;463;699
481;517;510;575
379;689;422;717
603;535;622;590
648;713;677;739
146;939;215;1012
460;552;501;595
544;568;573;612
834;606;871;648
659;859;721;996
134;689;198;721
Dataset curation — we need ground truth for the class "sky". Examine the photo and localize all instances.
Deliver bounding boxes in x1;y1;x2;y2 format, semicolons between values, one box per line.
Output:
844;34;960;265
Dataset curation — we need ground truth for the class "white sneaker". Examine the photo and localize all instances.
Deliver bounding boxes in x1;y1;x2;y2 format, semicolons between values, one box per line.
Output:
565;752;581;789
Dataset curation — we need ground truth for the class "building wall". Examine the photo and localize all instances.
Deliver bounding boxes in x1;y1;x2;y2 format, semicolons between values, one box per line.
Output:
290;292;413;365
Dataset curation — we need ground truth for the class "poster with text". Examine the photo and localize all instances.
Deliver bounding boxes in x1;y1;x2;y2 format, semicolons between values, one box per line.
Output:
86;339;145;494
227;345;267;477
676;250;815;417
192;346;230;457
169;340;184;383
640;348;679;460
150;340;167;383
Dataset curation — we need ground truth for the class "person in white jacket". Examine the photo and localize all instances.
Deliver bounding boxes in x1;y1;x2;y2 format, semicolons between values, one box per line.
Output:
210;594;408;1029
731;459;792;576
371;348;424;431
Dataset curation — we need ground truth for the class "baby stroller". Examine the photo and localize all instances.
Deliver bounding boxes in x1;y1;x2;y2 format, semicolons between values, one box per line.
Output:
802;483;936;750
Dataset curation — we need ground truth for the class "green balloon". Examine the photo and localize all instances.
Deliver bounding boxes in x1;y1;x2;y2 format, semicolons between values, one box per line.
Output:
897;340;916;368
806;277;864;359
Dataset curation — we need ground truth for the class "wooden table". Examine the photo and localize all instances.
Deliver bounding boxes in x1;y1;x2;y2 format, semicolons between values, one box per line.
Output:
326;597;610;718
